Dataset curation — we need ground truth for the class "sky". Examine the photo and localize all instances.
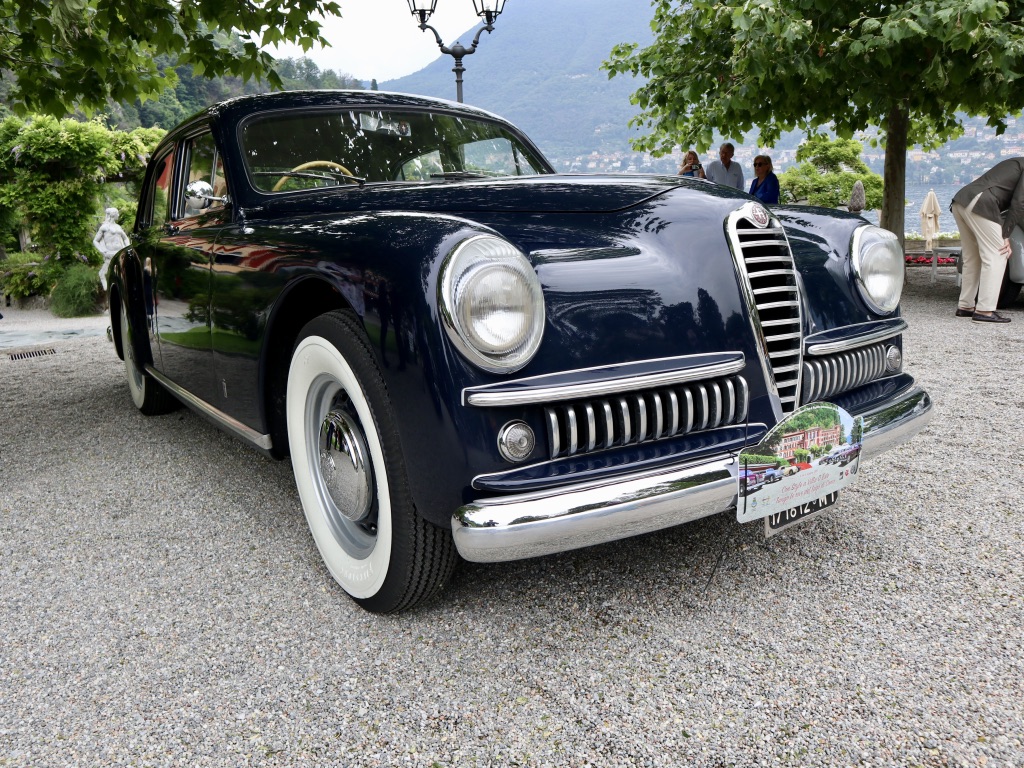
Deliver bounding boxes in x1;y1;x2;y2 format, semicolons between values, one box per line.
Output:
272;3;487;83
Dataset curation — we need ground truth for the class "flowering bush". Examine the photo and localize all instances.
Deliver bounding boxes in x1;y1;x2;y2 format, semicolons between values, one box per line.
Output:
905;254;957;265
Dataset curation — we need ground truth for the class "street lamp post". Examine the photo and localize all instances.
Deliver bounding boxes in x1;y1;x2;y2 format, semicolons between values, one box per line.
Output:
406;0;507;103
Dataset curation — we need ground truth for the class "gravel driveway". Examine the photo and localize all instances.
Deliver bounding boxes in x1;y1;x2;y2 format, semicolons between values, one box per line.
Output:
1;266;1022;768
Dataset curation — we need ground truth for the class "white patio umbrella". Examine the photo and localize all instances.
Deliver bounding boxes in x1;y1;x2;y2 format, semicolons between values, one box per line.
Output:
920;189;942;251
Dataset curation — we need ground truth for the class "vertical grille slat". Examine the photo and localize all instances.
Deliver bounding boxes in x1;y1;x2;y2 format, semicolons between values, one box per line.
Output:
636;395;648;443
617;397;632;445
584;404;597;452
566;405;579;456
650;393;664;440
601;400;614;449
544;374;750;459
695;384;709;431
666;390;680;436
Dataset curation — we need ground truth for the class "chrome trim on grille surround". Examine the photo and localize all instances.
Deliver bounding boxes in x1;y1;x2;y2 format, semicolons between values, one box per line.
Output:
805;319;908;356
463;353;745;407
726;202;802;421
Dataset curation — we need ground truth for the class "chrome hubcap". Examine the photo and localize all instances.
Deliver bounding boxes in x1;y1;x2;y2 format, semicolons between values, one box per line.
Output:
318;410;373;523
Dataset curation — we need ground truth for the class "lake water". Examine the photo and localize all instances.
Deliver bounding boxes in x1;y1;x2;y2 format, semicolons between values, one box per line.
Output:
859;182;960;236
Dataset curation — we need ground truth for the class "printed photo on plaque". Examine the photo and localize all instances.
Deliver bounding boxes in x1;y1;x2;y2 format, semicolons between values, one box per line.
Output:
736;403;863;533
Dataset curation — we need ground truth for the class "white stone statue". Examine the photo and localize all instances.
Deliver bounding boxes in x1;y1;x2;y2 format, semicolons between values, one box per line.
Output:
93;207;130;290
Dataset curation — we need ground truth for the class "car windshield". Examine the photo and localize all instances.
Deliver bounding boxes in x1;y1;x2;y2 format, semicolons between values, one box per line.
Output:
241;108;548;192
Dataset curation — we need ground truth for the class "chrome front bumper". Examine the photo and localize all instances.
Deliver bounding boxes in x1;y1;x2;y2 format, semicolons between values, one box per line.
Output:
451;385;933;563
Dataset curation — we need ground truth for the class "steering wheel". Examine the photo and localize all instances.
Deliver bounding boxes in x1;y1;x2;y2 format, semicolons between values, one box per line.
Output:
272;160;356;192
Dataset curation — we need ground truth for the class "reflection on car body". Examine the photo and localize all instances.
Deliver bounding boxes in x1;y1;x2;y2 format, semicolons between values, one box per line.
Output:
106;90;933;613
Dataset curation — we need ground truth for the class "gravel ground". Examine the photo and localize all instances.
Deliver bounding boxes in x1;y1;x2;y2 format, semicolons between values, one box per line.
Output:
1;267;1022;768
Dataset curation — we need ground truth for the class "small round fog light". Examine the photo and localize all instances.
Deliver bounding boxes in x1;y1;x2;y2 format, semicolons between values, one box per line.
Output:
497;420;535;463
885;344;902;372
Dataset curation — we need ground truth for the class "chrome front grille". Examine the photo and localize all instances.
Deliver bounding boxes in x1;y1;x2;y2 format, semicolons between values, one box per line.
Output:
544;375;748;460
801;343;888;403
729;205;802;414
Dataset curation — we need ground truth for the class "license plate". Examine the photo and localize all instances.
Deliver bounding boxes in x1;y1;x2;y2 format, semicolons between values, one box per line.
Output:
736;403;862;526
763;490;841;537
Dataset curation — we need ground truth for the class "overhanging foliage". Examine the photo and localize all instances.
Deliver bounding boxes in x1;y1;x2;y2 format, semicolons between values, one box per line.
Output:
0;0;342;116
604;0;1024;239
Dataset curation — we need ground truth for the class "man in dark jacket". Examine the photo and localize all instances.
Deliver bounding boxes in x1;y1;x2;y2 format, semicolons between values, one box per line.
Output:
950;157;1024;323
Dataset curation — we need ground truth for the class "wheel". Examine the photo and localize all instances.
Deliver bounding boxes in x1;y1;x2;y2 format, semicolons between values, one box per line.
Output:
272;160;356;191
997;271;1022;309
286;311;456;613
119;301;177;415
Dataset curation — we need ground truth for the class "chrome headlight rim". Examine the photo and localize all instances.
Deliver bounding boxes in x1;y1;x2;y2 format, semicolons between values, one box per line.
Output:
439;234;545;374
851;224;904;315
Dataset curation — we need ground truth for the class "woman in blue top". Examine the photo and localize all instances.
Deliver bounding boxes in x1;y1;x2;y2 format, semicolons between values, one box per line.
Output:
749;155;780;204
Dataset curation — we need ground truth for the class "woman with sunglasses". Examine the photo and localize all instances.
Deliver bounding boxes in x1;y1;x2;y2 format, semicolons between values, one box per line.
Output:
749;155;780;204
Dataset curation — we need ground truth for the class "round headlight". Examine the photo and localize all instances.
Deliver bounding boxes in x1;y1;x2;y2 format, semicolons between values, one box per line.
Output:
439;235;545;373
851;225;904;314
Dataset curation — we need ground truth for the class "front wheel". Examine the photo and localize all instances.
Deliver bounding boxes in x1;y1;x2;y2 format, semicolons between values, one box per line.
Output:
286;311;456;613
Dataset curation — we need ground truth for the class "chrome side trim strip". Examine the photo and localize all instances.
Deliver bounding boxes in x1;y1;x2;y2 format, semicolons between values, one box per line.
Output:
805;319;908;356
464;354;745;407
145;365;273;451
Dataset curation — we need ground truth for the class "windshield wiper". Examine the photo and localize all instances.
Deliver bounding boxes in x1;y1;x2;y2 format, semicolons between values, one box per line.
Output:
252;170;366;186
429;171;491;180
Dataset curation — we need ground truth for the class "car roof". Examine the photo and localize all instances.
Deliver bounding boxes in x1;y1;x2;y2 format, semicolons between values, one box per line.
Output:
208;89;507;126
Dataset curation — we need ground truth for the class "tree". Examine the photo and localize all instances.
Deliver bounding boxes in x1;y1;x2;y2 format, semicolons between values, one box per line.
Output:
0;0;342;117
603;0;1024;245
778;135;884;208
0;115;161;261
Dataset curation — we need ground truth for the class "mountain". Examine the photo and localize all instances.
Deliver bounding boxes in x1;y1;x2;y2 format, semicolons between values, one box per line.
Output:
382;0;654;166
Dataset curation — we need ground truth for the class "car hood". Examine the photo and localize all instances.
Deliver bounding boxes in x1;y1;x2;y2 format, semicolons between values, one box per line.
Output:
245;173;749;217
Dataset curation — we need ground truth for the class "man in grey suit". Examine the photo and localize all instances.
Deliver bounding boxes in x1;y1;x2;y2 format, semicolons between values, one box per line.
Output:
950;157;1024;323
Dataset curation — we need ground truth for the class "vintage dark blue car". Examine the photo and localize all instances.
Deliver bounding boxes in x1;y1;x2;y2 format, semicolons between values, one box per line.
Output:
108;90;932;612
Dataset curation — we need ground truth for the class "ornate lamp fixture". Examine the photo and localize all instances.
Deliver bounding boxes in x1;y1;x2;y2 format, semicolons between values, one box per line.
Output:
406;0;508;103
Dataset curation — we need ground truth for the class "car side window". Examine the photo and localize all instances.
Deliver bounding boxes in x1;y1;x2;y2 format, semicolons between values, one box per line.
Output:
146;150;175;229
462;137;542;177
183;132;227;218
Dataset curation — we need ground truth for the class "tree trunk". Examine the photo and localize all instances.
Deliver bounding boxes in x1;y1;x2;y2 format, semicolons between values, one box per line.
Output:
879;104;909;251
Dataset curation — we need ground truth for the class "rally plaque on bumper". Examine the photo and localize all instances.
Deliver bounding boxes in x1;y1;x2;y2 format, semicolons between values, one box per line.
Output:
736;404;863;536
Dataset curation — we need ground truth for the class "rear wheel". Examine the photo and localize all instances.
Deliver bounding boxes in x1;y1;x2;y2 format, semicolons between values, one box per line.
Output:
286;311;456;613
119;302;176;415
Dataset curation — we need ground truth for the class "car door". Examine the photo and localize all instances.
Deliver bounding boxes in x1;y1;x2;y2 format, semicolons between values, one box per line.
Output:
135;129;227;405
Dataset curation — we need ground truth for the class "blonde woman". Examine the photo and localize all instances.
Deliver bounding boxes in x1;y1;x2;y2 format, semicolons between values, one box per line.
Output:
678;150;706;179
